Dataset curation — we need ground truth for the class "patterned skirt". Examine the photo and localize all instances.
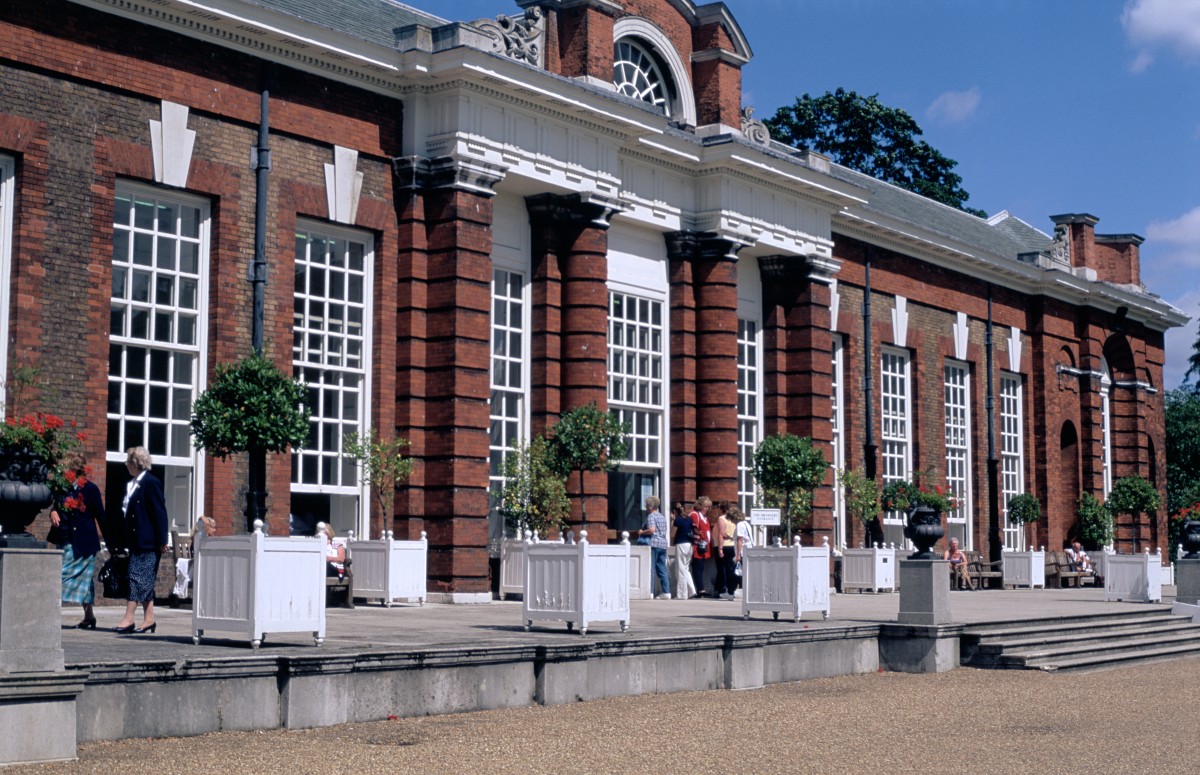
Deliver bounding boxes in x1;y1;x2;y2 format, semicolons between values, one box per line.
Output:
127;550;160;603
61;543;96;605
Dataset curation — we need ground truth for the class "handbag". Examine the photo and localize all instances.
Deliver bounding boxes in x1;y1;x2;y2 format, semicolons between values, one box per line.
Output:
99;552;130;599
46;522;65;547
696;539;709;553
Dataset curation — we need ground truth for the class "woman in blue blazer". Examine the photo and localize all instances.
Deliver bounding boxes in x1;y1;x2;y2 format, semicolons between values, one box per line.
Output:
113;446;169;634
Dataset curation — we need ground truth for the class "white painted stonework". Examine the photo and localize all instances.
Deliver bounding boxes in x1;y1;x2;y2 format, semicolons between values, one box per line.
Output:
324;145;364;225
890;296;909;347
149;100;195;188
953;312;970;360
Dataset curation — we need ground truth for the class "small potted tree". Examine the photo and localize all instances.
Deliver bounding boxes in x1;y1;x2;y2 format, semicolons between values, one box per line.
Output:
1105;475;1162;553
1103;476;1165;602
190;351;309;532
495;436;570;599
342;430;424;606
544;402;629;535
839;469;894;592
752;434;827;543
1001;492;1045;588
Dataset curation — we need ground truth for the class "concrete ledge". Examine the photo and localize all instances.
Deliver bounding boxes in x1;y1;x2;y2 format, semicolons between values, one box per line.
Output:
0;671;85;764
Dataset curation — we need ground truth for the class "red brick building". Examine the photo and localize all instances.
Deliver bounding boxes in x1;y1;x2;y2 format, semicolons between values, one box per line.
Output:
0;0;1184;600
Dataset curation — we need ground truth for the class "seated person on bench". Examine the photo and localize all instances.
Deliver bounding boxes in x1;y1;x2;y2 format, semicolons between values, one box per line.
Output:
944;537;975;590
321;523;347;579
1066;541;1093;574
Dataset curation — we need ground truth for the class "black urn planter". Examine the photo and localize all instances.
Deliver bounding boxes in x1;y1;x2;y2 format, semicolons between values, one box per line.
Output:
903;505;944;560
1182;520;1200;560
0;451;53;543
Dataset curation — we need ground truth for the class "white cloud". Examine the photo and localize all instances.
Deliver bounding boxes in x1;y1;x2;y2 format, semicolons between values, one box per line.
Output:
1147;206;1200;245
1123;0;1200;70
925;87;981;125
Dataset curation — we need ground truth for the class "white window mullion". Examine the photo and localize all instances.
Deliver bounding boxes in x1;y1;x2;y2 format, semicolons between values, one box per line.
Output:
830;334;846;548
608;291;664;470
737;318;762;514
944;361;972;546
291;223;372;537
881;347;912;525
1000;373;1025;550
488;267;528;549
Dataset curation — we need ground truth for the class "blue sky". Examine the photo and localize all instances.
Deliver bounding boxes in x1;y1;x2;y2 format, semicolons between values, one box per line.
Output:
414;0;1200;388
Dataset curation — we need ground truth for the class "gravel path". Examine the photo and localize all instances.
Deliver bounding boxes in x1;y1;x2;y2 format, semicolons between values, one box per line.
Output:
20;657;1198;774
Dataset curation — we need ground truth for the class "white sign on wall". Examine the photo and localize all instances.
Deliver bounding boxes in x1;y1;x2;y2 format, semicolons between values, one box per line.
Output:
750;508;781;526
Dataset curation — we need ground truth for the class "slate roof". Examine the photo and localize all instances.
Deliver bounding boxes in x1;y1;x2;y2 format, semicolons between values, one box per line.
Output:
239;0;447;49
826;163;1053;260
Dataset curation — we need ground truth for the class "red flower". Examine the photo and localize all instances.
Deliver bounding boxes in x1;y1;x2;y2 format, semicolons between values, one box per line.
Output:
64;470;77;484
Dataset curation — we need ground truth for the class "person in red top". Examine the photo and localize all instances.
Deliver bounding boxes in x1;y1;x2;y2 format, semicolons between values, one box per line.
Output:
690;496;712;597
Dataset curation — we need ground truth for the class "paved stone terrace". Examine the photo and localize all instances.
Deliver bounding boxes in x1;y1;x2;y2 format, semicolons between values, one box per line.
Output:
60;588;1173;665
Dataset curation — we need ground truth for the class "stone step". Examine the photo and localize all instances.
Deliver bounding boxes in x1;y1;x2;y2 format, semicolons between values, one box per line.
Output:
1016;639;1200;672
970;619;1200;653
999;627;1200;662
963;611;1180;643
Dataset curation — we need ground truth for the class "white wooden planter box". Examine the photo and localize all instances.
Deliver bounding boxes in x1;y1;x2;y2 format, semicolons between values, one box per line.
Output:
842;546;896;593
523;531;630;634
742;538;831;622
192;521;325;648
1002;549;1045;589
1105;551;1163;603
628;544;652;600
347;531;428;606
499;537;527;600
1091;549;1110;581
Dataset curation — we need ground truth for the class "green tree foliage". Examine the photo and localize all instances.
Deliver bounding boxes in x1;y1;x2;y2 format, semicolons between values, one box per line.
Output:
342;430;413;528
545;403;630;527
190;352;309;459
752;434;827;540
1005;493;1042;525
1105;475;1161;521
839;468;881;526
495;436;571;539
1077;492;1111;548
1166;388;1200;514
764;88;986;217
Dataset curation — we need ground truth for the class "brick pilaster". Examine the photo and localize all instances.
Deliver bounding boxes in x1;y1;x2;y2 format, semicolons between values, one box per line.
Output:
394;156;503;597
526;193;620;535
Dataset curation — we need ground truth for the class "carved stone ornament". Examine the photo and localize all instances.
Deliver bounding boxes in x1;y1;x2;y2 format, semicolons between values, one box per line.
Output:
475;7;543;66
1047;223;1071;266
740;106;771;147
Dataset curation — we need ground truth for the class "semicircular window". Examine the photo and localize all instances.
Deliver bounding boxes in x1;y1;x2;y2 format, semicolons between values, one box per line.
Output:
614;39;671;116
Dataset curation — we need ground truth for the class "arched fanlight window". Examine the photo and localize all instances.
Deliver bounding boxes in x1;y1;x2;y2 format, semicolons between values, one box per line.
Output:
614;39;672;116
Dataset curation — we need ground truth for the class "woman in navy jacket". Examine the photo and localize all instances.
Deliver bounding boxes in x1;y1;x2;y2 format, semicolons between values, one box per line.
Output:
113;446;169;634
49;452;107;628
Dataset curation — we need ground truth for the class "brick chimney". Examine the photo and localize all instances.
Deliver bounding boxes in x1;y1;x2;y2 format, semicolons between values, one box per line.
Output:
1050;213;1142;287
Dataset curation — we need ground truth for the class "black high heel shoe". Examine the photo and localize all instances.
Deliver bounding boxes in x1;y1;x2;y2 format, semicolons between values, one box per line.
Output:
134;622;157;634
76;618;97;630
112;623;136;634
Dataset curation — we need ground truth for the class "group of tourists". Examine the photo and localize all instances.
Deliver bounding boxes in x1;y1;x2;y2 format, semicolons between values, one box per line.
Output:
636;495;754;600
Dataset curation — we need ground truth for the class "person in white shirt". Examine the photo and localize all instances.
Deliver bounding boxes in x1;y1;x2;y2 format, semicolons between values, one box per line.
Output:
1066;541;1093;573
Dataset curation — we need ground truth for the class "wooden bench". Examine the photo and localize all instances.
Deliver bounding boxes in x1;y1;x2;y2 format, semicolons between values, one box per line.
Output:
326;557;354;609
1046;550;1090;588
168;531;194;608
966;550;1003;589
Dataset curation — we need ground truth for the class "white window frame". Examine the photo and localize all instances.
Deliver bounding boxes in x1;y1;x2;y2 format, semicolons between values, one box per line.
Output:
107;181;210;532
1099;357;1113;497
831;334;846;549
290;219;373;539
880;347;912;525
737;317;763;515
488;265;530;548
944;360;972;546
607;289;665;476
0;155;13;417
1000;373;1026;551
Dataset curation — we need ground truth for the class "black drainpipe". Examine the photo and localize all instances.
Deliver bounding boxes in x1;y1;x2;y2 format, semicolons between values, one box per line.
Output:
986;285;1001;563
862;254;882;546
246;83;271;531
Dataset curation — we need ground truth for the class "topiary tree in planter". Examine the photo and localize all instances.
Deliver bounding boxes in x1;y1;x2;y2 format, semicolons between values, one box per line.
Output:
190;352;309;531
1005;492;1041;548
752;434;827;542
839;468;881;547
544;403;629;532
495;436;571;539
1105;475;1162;552
1077;491;1111;549
343;429;413;536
